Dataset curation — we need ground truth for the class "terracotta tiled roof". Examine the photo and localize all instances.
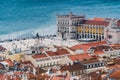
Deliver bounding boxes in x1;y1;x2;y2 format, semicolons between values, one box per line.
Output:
107;58;120;69
91;45;113;55
0;74;3;80
32;54;47;59
82;20;109;26
87;71;102;80
3;75;22;80
94;51;104;55
50;73;70;80
0;59;14;67
0;63;3;69
13;76;21;80
61;64;84;72
46;49;69;56
21;61;32;65
110;44;120;50
32;48;69;59
70;44;90;52
80;18;120;27
51;76;63;80
114;58;120;64
20;61;34;69
109;70;120;79
53;45;62;49
107;64;120;69
4;59;14;66
57;48;69;55
80;59;101;64
31;74;50;80
46;51;60;56
27;73;36;79
68;53;91;61
92;18;105;21
70;41;107;53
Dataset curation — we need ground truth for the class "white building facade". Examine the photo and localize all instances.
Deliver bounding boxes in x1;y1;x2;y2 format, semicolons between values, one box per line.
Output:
104;19;120;44
57;12;85;39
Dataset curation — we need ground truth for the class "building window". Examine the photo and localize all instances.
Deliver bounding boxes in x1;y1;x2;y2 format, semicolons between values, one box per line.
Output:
89;65;91;68
47;63;49;66
57;61;59;64
91;65;94;68
101;63;103;66
86;65;89;69
54;62;56;65
50;63;52;66
44;63;46;67
98;63;100;67
95;64;97;67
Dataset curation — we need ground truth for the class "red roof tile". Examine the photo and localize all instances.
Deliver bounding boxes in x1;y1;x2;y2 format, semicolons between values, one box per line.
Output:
46;51;59;56
21;61;32;64
32;54;47;59
4;59;14;66
61;64;84;72
57;48;69;55
46;49;69;56
0;59;14;66
82;20;109;26
0;64;3;69
51;76;63;80
107;64;120;69
91;45;113;55
80;59;100;64
92;18;105;21
21;61;34;67
68;53;91;61
70;41;107;53
111;44;120;50
0;74;3;79
114;58;120;64
50;73;70;80
109;70;120;79
94;51;104;55
87;71;102;80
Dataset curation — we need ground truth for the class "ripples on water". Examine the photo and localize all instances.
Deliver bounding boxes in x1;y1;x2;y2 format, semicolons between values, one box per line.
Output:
0;0;120;38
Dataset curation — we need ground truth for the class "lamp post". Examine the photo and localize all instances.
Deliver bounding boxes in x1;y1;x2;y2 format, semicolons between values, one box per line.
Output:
60;31;66;46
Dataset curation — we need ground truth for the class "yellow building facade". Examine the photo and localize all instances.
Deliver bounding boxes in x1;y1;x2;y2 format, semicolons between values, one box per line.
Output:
5;52;25;62
77;24;105;41
56;13;110;41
